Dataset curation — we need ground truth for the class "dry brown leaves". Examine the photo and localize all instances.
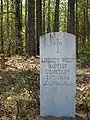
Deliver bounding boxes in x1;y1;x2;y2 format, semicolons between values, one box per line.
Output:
0;55;40;72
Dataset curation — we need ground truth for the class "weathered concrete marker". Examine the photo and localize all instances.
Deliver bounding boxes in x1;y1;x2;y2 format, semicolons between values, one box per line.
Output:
40;32;76;118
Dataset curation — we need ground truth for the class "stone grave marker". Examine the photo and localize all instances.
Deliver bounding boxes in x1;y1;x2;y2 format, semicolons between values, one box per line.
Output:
40;32;76;118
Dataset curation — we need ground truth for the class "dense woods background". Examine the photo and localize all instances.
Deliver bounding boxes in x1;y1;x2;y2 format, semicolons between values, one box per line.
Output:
0;0;90;58
0;0;90;120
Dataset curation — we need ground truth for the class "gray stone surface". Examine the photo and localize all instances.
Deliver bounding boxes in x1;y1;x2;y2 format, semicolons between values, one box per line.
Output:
40;32;76;118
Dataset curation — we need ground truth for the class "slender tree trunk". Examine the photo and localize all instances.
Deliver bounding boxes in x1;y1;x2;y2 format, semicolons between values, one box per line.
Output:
36;0;42;55
10;0;15;55
67;0;75;34
0;0;4;54
7;0;11;56
54;0;60;32
47;0;51;33
28;0;35;55
82;8;86;48
76;0;79;58
42;0;45;34
51;7;54;32
67;0;70;32
64;1;67;31
20;0;22;47
25;0;28;53
70;0;75;34
81;0;86;49
20;0;22;23
15;0;23;54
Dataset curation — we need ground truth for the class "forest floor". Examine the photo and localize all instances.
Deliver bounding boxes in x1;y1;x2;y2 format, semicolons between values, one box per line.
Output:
0;55;90;120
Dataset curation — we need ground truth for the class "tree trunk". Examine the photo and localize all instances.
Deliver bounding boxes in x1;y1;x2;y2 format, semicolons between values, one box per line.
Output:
7;0;11;56
36;0;42;55
25;0;28;53
1;54;6;69
47;0;51;33
54;0;60;32
67;0;75;34
10;0;15;55
0;0;4;54
76;0;79;58
20;0;22;23
15;0;23;54
28;0;35;55
42;0;45;34
64;1;67;32
82;8;86;48
20;0;22;47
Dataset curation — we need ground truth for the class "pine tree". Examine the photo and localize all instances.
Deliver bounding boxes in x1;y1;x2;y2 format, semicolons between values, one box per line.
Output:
54;0;60;32
36;0;42;55
28;0;35;55
15;0;23;54
67;0;75;34
0;0;4;54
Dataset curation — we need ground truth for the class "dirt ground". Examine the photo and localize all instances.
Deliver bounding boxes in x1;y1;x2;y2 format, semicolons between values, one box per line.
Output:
0;55;90;120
